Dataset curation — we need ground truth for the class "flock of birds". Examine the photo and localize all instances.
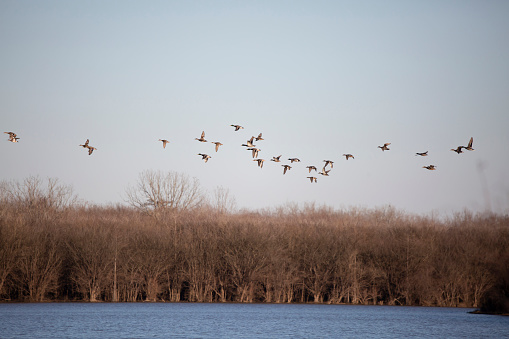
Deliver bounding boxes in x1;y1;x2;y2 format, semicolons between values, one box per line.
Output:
3;129;475;184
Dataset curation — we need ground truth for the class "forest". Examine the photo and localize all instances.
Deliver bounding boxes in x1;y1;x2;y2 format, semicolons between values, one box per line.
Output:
0;173;508;314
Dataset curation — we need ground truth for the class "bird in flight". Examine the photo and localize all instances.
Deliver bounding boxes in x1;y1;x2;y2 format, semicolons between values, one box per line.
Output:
195;131;207;142
5;132;19;143
159;139;169;148
242;136;256;148
253;159;265;168
343;154;355;160
323;160;334;168
255;133;264;141
87;146;97;155
198;153;211;162
282;165;292;175
378;143;391;151
415;151;428;156
211;141;223;152
288;158;301;163
306;165;317;173
307;176;317;183
271;155;282;162
463;137;474;151
248;148;260;158
451;146;463;154
423;165;437;170
318;168;330;176
231;124;244;131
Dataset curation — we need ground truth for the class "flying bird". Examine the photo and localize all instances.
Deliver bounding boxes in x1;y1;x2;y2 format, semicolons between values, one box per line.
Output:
195;131;207;142
5;132;20;143
231;124;244;131
247;148;260;158
415;151;428;156
282;165;292;175
79;139;89;148
271;155;282;162
211;141;223;152
87;146;97;155
463;137;474;151
423;165;437;170
318;168;330;176
307;176;317;183
323;160;334;168
253;159;265;168
288;158;301;163
306;166;317;173
159;139;169;148
198;153;211;162
451;146;463;154
378;143;391;151
343;154;355;160
255;133;264;141
242;136;256;147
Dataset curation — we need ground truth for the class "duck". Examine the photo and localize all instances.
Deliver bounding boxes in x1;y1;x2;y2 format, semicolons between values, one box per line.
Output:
211;141;223;152
318;168;330;176
253;159;265;168
463;137;474;151
378;143;391;151
307;176;317;183
423;165;437;170
241;136;256;147
195;131;207;142
288;158;301;163
159;139;169;148
79;139;90;148
5;132;19;142
323;160;334;168
271;155;282;162
306;165;317;173
198;153;211;162
282;164;292;175
255;133;264;141
451;146;463;154
343;154;354;160
247;148;260;158
415;151;428;156
87;146;97;155
231;124;244;131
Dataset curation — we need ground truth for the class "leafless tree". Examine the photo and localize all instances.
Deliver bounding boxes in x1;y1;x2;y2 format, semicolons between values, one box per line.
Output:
125;170;204;219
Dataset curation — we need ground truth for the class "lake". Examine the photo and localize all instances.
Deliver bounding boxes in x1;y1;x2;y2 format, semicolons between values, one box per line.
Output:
1;303;508;338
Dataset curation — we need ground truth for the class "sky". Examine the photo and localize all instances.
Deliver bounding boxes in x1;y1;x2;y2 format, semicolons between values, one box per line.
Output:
1;0;508;216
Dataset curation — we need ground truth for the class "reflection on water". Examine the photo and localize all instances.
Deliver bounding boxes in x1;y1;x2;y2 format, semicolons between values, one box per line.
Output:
1;303;508;339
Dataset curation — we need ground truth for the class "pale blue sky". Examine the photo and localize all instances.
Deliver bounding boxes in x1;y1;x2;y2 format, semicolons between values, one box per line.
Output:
1;0;508;215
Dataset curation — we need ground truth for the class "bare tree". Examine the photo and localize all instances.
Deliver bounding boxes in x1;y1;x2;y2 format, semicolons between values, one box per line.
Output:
125;170;204;218
212;186;236;215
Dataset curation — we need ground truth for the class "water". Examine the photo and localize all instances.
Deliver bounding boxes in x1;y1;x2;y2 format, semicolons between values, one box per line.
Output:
1;303;508;338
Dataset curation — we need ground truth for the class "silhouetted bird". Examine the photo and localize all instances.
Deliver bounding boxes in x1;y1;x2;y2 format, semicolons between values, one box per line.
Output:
343;154;354;160
423;165;437;170
415;151;428;156
255;133;264;141
231;124;244;131
306;166;317;173
307;176;317;183
288;158;301;163
282;165;291;175
451;146;463;154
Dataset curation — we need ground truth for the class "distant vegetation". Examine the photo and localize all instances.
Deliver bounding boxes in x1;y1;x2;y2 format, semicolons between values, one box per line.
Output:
0;174;508;313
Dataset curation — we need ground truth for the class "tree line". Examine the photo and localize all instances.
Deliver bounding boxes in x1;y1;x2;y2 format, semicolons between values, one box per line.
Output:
0;174;508;313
